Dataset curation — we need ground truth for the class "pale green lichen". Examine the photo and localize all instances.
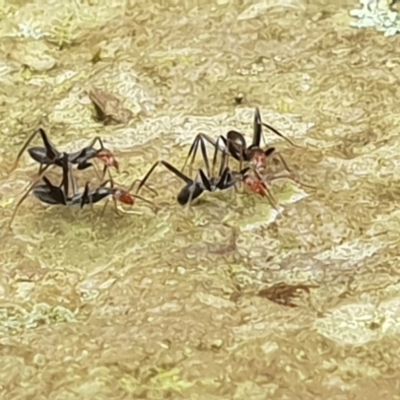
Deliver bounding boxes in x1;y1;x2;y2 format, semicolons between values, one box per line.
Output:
0;303;78;333
120;367;194;396
350;0;400;36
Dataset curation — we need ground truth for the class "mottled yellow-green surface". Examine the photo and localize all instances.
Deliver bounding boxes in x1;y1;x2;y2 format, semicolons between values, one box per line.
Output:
1;0;400;399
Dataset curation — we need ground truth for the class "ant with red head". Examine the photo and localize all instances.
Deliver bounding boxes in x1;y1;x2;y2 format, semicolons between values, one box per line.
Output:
182;107;298;175
181;107;317;193
9;127;119;180
7;153;156;228
137;136;279;210
79;177;158;216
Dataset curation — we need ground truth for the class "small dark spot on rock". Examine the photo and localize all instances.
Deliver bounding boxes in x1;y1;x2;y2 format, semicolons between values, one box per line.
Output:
234;93;244;105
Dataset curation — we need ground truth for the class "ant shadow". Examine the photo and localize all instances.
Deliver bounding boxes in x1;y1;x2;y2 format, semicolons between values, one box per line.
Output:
8;205;157;253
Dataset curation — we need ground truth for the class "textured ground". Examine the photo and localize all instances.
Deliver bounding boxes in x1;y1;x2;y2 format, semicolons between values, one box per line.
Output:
1;0;400;399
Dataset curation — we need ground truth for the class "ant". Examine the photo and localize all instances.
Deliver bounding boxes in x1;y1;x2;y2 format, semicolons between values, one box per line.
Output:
182;107;298;175
8;153;156;228
78;177;158;216
9;127;119;180
137;136;278;210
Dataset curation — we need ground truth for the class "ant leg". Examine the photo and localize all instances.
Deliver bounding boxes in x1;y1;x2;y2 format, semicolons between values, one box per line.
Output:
235;180;245;195
92;162;103;182
136;161;161;194
264;148;292;174
182;133;216;175
38;128;60;160
81;183;96;229
8;190;34;228
114;189;158;214
267;173;316;190
68;165;79;198
18;164;53;197
102;164;112;182
262;184;279;212
127;179;158;197
7;171;51;228
267;153;316;190
246;178;279;212
252;169;280;211
102;165;110;181
181;134;201;174
120;173;159;209
231;152;250;194
105;175;158;212
86;136;105;151
262;122;298;147
90;160;111;183
137;160;192;195
273;152;316;189
274;151;292;173
253;107;264;147
38;163;48;175
80;182;91;209
56;152;71;200
120;195;159;215
211;136;228;177
9;129;40;173
114;202;136;215
254;106;299;148
183;171;202;215
108;173;157;197
198;137;211;177
100;198;111;217
215;138;231;178
130;193;158;210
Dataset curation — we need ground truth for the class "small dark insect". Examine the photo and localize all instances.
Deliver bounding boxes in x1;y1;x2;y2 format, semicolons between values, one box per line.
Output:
137;136;278;209
88;87;133;125
8;153;155;227
234;93;244;105
91;47;102;64
182;107;297;175
9;127;119;180
258;282;316;308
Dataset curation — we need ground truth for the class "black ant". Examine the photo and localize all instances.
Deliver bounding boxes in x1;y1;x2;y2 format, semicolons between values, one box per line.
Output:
182;107;298;175
9;127;119;180
7;153;156;228
78;178;158;216
137;136;278;209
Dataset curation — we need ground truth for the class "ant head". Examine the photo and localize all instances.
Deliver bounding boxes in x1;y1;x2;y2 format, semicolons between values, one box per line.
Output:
113;188;135;206
249;148;268;172
243;175;268;197
96;149;119;171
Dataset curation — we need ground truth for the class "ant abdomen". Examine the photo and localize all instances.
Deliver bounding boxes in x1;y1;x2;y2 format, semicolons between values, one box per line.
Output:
177;183;204;206
28;147;48;164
